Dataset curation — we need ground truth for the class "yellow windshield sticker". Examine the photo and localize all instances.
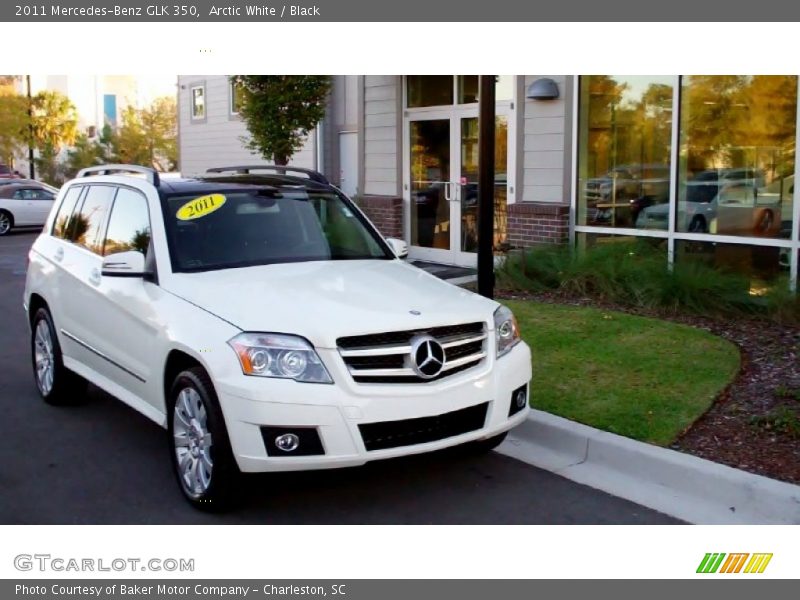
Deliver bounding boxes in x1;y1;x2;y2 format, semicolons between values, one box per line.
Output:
176;194;226;221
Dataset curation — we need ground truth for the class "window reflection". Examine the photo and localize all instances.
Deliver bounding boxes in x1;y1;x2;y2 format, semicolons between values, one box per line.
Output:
678;76;797;239
578;76;674;229
675;240;787;296
407;76;453;108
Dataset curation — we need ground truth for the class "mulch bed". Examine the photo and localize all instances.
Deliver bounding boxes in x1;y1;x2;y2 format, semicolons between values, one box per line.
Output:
498;289;800;486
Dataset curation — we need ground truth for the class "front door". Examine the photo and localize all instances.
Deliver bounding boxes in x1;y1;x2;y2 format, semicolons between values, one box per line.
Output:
406;109;510;267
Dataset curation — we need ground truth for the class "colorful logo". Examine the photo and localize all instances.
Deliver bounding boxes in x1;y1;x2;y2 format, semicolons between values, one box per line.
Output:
697;553;773;574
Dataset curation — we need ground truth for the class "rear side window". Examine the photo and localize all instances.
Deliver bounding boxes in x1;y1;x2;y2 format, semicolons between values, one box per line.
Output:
52;187;83;239
72;185;116;254
103;188;151;256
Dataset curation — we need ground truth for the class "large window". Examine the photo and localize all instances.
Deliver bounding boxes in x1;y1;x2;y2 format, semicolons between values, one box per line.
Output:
577;75;674;230
407;76;514;108
577;75;799;291
678;76;796;240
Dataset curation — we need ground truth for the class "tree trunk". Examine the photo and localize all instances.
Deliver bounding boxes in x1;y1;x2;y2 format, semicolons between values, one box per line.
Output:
274;154;288;166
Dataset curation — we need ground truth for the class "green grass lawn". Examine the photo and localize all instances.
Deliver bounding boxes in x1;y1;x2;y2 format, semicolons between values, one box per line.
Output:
506;300;741;446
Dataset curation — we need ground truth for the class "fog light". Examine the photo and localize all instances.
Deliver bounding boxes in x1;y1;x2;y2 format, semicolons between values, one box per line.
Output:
508;384;528;417
275;433;300;452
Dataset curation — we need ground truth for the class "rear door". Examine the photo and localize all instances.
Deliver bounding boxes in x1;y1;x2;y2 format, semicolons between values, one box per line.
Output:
3;189;32;225
26;188;57;224
56;185;117;376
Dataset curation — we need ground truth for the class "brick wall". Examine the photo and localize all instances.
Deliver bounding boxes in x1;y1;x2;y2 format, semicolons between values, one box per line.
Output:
355;195;404;239
507;202;569;247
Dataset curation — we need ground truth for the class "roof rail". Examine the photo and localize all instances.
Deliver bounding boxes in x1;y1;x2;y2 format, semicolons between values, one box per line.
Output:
77;164;160;186
206;165;329;185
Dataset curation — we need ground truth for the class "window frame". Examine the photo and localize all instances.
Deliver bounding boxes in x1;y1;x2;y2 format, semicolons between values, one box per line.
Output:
228;79;243;118
189;82;206;122
101;186;153;258
572;75;800;291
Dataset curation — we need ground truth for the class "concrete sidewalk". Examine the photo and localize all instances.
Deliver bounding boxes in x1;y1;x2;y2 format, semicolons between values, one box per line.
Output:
498;409;800;525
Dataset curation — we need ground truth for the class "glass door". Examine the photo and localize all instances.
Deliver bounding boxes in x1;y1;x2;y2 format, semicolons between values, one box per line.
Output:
409;117;455;263
406;109;511;267
453;111;510;265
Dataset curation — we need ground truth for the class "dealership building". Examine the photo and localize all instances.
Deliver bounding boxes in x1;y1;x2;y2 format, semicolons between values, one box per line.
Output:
178;75;800;291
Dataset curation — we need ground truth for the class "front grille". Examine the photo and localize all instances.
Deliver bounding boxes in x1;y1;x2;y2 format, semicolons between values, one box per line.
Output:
337;322;487;384
359;402;489;451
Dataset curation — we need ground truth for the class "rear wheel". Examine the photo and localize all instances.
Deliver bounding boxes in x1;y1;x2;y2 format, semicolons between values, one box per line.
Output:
30;308;86;405
168;367;242;511
0;211;12;236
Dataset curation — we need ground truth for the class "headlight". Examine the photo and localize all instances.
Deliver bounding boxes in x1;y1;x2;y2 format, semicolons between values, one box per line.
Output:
228;333;333;384
494;305;520;358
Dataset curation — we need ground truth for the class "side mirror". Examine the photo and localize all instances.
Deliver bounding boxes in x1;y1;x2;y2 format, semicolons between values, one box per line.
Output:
385;237;408;259
101;250;146;277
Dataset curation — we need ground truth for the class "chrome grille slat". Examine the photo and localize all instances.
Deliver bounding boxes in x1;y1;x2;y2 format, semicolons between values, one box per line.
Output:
339;344;412;358
337;322;487;384
347;366;417;377
440;351;487;372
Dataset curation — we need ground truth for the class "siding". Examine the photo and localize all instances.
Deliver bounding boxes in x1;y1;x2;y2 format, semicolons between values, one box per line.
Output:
363;75;400;197
177;75;316;177
521;75;570;204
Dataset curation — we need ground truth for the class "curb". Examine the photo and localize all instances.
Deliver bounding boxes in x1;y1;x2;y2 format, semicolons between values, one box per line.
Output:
497;409;800;524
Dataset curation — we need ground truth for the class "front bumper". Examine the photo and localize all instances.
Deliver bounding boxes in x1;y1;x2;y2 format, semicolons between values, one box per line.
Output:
215;341;532;472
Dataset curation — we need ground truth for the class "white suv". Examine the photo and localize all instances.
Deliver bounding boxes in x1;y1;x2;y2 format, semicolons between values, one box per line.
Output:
24;164;532;510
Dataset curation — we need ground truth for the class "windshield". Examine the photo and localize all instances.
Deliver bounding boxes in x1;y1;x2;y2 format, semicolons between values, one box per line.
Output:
162;187;391;272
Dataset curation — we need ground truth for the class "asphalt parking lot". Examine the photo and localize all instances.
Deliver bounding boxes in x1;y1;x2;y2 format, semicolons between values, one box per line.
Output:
0;231;678;524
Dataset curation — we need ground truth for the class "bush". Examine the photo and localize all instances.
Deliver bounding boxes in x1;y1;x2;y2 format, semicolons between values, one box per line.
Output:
497;242;799;323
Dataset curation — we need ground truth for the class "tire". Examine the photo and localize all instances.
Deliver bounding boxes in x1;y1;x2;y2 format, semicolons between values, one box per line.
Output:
168;366;242;511
0;210;12;236
30;307;86;405
466;431;508;454
756;210;774;234
688;216;707;233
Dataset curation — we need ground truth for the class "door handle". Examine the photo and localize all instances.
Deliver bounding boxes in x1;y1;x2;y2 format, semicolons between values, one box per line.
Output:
443;182;453;202
89;267;102;287
54;247;64;262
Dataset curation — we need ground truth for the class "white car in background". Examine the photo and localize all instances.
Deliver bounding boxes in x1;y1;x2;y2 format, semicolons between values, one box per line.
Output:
0;182;58;236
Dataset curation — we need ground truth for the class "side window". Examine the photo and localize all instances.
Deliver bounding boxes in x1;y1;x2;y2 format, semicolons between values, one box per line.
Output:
73;185;116;254
103;188;151;256
52;187;83;239
190;84;206;120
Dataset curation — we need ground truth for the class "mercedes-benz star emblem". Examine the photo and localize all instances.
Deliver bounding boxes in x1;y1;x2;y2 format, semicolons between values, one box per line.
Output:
410;334;445;379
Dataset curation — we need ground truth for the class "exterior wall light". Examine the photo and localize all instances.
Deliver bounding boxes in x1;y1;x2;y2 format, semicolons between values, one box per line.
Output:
526;78;559;100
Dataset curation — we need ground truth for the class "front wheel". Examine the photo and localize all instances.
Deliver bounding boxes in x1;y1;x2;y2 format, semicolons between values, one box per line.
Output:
168;367;242;511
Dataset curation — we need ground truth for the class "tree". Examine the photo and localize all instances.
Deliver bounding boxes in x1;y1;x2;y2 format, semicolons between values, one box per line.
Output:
230;75;332;165
106;96;178;171
0;77;28;166
29;91;78;185
30;91;78;151
63;133;108;178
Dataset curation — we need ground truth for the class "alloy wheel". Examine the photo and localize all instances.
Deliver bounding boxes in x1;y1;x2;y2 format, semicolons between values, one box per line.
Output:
173;387;213;498
33;319;55;395
0;213;10;235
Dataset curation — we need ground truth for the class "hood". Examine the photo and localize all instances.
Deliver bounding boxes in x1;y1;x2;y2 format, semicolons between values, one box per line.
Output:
164;260;498;348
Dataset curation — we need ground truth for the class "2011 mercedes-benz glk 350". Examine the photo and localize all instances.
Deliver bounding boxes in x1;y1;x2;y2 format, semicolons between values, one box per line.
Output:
24;164;531;510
